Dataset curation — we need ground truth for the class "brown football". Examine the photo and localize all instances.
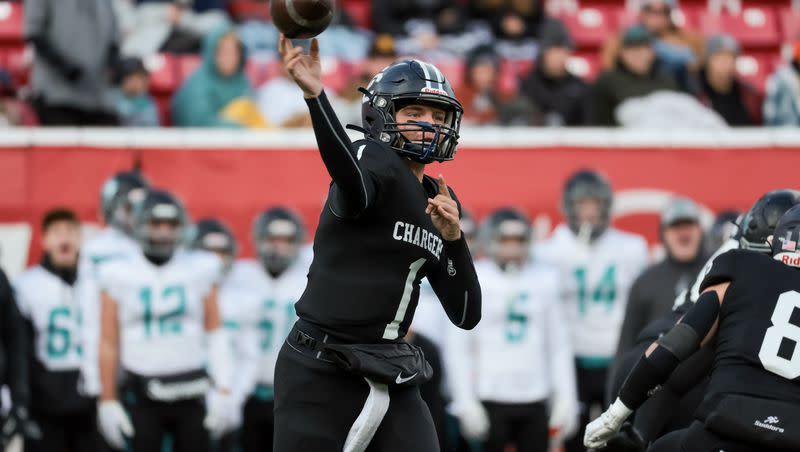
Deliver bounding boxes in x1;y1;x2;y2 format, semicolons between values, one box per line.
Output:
271;0;335;39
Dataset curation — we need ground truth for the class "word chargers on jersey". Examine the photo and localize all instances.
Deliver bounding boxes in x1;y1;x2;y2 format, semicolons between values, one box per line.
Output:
393;221;443;260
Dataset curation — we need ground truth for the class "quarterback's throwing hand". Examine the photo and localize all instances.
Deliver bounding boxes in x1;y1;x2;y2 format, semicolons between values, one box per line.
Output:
426;175;461;241
278;33;322;99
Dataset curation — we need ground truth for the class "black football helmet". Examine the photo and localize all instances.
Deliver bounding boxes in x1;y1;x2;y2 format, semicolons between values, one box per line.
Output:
252;206;306;276
737;189;800;253
132;189;189;262
772;204;800;265
480;207;532;269
360;60;463;164
561;169;613;241
100;171;150;235
190;218;237;272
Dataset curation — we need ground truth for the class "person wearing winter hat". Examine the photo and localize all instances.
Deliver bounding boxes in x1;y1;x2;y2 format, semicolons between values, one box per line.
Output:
520;23;589;126
601;0;703;91
693;34;760;125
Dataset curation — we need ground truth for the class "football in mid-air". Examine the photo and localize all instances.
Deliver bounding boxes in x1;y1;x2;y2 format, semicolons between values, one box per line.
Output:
271;0;335;39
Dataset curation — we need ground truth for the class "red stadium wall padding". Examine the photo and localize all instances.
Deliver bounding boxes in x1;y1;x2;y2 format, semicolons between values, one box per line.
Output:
1;145;799;268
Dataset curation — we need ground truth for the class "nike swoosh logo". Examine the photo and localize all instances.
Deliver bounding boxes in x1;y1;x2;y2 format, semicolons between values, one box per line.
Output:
395;372;418;384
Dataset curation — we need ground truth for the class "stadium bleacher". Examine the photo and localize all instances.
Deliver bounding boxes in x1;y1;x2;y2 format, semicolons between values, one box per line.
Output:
0;0;796;123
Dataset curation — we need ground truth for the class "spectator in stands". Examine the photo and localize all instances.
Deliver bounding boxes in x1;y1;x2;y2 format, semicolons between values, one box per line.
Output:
763;40;800;126
371;0;473;58
590;25;678;126
601;0;702;91
469;0;570;60
330;36;399;127
693;34;760;126
25;0;120;126
115;0;230;57
615;197;707;359
0;70;37;127
520;24;589;126
113;57;161;127
172;24;262;127
457;45;504;126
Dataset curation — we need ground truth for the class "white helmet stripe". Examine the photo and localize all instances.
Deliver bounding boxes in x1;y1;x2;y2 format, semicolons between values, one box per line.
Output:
428;62;445;90
414;59;434;91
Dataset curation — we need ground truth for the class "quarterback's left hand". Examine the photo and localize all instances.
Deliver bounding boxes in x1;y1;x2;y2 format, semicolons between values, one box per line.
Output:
584;398;633;449
426;175;461;241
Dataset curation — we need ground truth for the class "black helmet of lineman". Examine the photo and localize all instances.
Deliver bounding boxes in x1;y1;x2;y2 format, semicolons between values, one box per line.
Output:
562;169;613;241
737;189;800;253
190;218;237;272
480;207;532;269
100;171;149;235
361;59;463;164
771;204;800;267
132;189;189;262
252;206;305;276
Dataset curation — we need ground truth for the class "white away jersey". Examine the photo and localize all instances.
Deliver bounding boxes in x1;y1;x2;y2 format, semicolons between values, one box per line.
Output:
533;225;648;360
76;227;141;394
225;259;307;385
98;249;222;376
217;262;262;403
14;267;83;371
410;278;450;351
446;259;576;405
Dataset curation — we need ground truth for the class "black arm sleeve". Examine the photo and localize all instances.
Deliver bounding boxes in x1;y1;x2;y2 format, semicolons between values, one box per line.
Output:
428;236;481;330
306;91;378;218
0;270;29;408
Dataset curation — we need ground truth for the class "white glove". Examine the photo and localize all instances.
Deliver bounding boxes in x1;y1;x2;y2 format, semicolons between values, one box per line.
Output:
97;400;134;450
548;396;579;441
456;399;490;442
584;398;633;449
204;389;236;439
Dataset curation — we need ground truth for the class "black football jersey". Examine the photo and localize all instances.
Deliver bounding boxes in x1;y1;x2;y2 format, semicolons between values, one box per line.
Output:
696;249;800;418
295;138;467;342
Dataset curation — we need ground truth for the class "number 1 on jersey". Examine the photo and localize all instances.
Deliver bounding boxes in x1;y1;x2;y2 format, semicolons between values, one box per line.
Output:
383;258;426;340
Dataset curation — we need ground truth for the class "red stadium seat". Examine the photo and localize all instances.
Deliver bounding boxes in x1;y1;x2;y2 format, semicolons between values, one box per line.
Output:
430;59;465;90
144;54;179;95
700;6;780;48
566;52;601;80
177;54;202;81
554;6;614;49
227;0;270;22
778;7;800;43
498;60;520;97
735;53;774;93
320;57;349;94
341;0;371;30
0;2;24;44
153;94;172;126
0;44;30;87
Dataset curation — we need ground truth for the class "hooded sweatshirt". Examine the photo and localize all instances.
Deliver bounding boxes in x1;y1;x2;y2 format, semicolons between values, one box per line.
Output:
25;0;119;112
171;24;252;127
615;240;707;358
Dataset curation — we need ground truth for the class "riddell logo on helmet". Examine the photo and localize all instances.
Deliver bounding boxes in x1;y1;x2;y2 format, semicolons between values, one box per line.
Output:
775;252;800;267
421;87;448;96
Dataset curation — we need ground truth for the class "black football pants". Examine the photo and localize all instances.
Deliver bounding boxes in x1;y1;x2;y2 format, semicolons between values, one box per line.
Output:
25;409;101;452
566;365;609;452
273;325;439;452
482;401;549;452
123;390;209;452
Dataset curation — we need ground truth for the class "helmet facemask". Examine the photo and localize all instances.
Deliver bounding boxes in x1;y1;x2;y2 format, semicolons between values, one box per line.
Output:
360;60;463;164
